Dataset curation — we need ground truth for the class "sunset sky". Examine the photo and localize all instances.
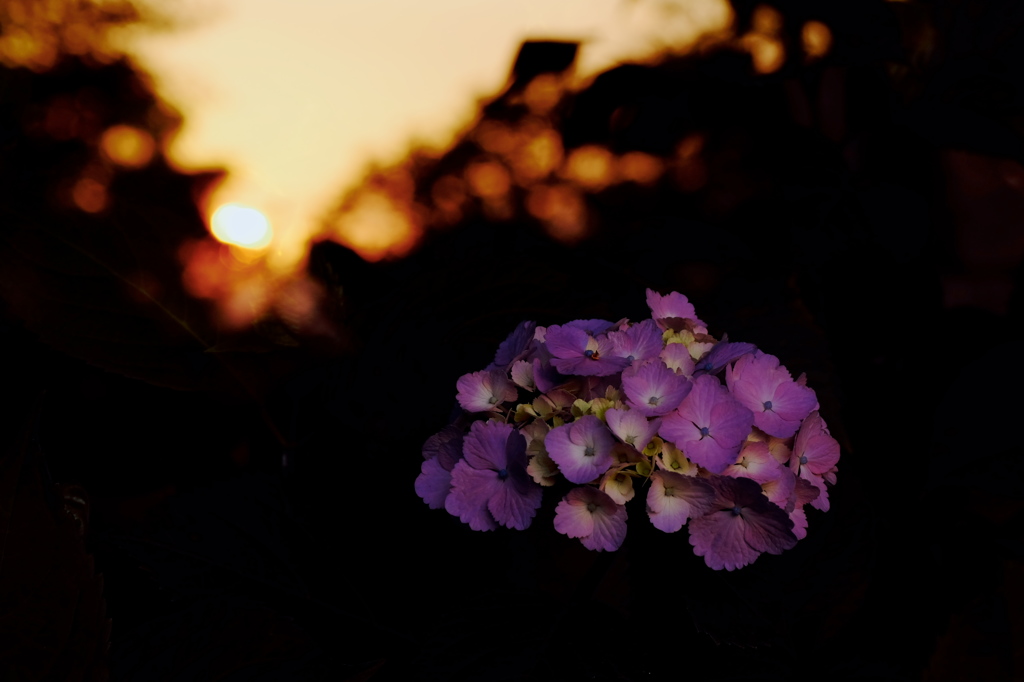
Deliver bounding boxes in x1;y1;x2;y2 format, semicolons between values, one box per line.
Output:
117;0;732;256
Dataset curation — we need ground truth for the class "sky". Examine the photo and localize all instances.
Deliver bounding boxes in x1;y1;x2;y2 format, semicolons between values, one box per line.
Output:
117;0;732;255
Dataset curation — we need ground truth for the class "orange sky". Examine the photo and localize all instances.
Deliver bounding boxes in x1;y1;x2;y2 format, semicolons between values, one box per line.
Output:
116;0;732;265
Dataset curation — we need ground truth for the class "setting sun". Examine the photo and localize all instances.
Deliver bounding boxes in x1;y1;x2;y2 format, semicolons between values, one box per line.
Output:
210;203;273;249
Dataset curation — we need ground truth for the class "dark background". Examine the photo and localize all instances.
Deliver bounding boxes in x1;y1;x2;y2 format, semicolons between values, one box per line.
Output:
1;0;1022;679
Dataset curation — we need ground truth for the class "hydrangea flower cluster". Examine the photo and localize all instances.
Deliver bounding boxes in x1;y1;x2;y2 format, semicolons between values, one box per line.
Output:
415;290;840;570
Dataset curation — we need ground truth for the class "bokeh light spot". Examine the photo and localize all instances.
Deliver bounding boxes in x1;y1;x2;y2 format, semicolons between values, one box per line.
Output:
512;128;563;184
524;74;563;115
328;191;419;262
802;21;832;58
618;152;664;185
564;145;614;191
466;160;512;198
72;176;107;213
475;121;519;155
101;124;155;168
744;33;785;74
752;5;783;35
211;203;273;249
527;184;587;242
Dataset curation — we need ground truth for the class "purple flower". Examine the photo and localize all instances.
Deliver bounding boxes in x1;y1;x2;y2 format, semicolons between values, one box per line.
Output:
605;407;661;452
544;324;630;377
692;338;757;377
660;374;754;473
687;476;797;571
722;439;783;484
608;319;663;364
789;411;840;511
660;343;695;377
564;319;616;335
727;352;817;438
646;288;704;327
545;415;616;484
488;320;537;371
621;360;693;417
759;464;796;509
646;470;715;533
456;369;518;413
414;425;464;509
532;358;566;394
787;475;821;539
553;486;627;551
445;420;543;530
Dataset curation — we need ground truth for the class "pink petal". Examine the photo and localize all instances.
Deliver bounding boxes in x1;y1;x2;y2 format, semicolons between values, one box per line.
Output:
646;470;715;533
646;288;701;324
456;369;517;413
546;416;616;484
553;494;594;538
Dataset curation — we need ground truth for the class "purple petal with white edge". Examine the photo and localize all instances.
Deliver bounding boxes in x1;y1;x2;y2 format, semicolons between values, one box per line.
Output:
415;457;454;509
489;320;537;370
553;489;595;538
456;369;517;413
546;415;616;483
692;340;757;376
445;462;499;531
605;408;661;452
608;319;663;363
646;289;702;326
622;360;692;417
688;510;761;571
646;470;716;532
422;424;464;471
462;420;514;470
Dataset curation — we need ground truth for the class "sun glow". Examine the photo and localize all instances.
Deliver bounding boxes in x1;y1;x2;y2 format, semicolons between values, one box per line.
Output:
210;203;273;249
